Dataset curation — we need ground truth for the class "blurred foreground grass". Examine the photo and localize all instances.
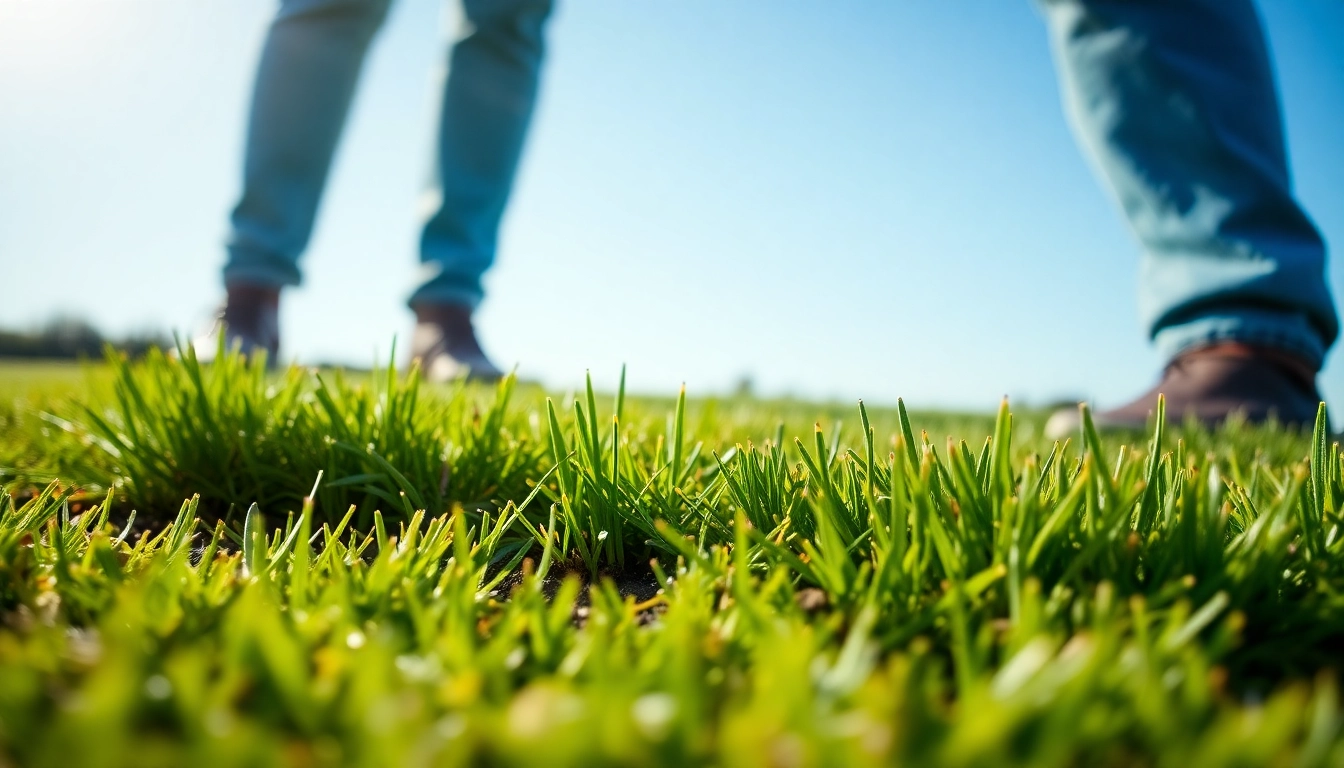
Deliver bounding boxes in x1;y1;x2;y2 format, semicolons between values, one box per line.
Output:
1;353;1342;767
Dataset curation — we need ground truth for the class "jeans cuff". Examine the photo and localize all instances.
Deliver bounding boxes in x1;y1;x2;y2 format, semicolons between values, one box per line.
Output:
407;283;483;311
223;247;302;290
1154;310;1328;372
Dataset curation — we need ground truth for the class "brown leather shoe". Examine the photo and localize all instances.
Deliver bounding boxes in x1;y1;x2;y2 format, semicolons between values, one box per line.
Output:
1044;342;1323;438
192;283;281;364
410;303;503;383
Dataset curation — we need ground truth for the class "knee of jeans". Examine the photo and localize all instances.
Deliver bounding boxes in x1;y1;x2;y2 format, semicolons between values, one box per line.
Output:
462;0;554;41
279;0;393;32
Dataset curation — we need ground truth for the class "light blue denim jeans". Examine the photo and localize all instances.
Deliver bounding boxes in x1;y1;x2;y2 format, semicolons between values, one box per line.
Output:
225;0;1337;368
225;0;553;310
1040;0;1336;369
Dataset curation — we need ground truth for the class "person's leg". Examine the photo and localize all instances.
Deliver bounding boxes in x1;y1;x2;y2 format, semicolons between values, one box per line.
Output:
223;0;393;299
409;0;554;381
208;0;391;362
1040;0;1338;430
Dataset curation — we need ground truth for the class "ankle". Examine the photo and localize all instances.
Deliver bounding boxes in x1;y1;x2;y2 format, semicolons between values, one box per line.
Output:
225;282;281;312
412;301;473;325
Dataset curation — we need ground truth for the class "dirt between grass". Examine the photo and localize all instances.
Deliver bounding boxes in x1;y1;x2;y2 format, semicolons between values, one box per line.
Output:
487;557;666;626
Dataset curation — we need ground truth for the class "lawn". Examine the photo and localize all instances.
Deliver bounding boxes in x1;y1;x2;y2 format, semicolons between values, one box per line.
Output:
1;350;1342;767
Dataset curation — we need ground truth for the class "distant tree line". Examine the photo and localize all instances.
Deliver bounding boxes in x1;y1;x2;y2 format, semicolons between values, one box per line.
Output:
0;317;170;359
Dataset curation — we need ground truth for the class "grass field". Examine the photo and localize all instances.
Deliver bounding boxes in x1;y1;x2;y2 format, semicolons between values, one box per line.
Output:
2;350;1343;767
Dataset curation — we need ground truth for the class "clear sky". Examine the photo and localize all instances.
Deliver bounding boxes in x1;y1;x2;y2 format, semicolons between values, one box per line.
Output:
2;0;1342;415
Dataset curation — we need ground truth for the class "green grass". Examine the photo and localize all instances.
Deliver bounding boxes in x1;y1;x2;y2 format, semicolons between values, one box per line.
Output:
1;350;1343;767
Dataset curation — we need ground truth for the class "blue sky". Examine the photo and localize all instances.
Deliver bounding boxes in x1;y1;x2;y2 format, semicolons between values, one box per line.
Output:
2;1;1342;415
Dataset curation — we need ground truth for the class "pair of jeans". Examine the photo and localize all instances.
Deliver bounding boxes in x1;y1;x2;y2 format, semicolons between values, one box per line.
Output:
224;0;552;310
225;0;1337;368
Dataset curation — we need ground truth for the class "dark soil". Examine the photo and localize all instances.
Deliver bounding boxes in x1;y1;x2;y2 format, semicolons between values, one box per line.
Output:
488;556;666;626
